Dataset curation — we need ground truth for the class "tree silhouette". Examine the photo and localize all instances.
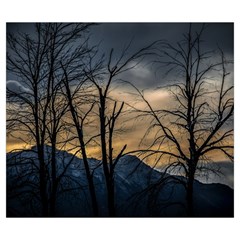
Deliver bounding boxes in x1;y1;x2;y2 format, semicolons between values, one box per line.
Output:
61;40;158;216
7;23;233;217
129;24;233;216
7;23;92;216
60;60;100;216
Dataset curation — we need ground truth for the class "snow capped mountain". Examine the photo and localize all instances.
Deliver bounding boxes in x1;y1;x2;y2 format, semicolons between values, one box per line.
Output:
7;146;233;217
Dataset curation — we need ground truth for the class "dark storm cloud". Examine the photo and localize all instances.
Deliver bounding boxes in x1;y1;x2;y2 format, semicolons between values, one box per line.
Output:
90;23;233;54
204;23;233;53
89;23;233;88
7;22;233;54
7;22;35;34
7;23;233;89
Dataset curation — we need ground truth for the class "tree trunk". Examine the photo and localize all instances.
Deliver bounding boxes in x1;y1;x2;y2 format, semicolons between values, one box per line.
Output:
108;176;115;217
49;140;57;217
186;166;195;217
79;135;99;216
63;77;99;216
38;145;48;217
99;93;115;217
49;183;57;217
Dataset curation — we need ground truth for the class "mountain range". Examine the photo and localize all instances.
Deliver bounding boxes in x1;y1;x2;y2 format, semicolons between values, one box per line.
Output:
7;146;233;217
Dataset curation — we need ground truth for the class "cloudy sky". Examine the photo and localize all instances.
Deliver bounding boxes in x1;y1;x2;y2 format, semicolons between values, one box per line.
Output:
6;23;234;186
88;23;233;88
7;23;233;88
90;23;233;54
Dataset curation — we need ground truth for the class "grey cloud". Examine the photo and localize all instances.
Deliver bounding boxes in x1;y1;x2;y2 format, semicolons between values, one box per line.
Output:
7;23;233;90
89;23;233;88
90;23;233;54
197;161;233;189
7;80;32;94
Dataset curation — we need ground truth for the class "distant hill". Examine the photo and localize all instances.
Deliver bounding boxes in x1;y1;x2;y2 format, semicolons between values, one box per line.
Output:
7;146;233;217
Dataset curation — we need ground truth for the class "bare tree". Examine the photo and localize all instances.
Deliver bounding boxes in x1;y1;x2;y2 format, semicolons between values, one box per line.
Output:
60;61;100;216
129;24;233;216
7;22;157;217
81;42;158;216
7;23;92;216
